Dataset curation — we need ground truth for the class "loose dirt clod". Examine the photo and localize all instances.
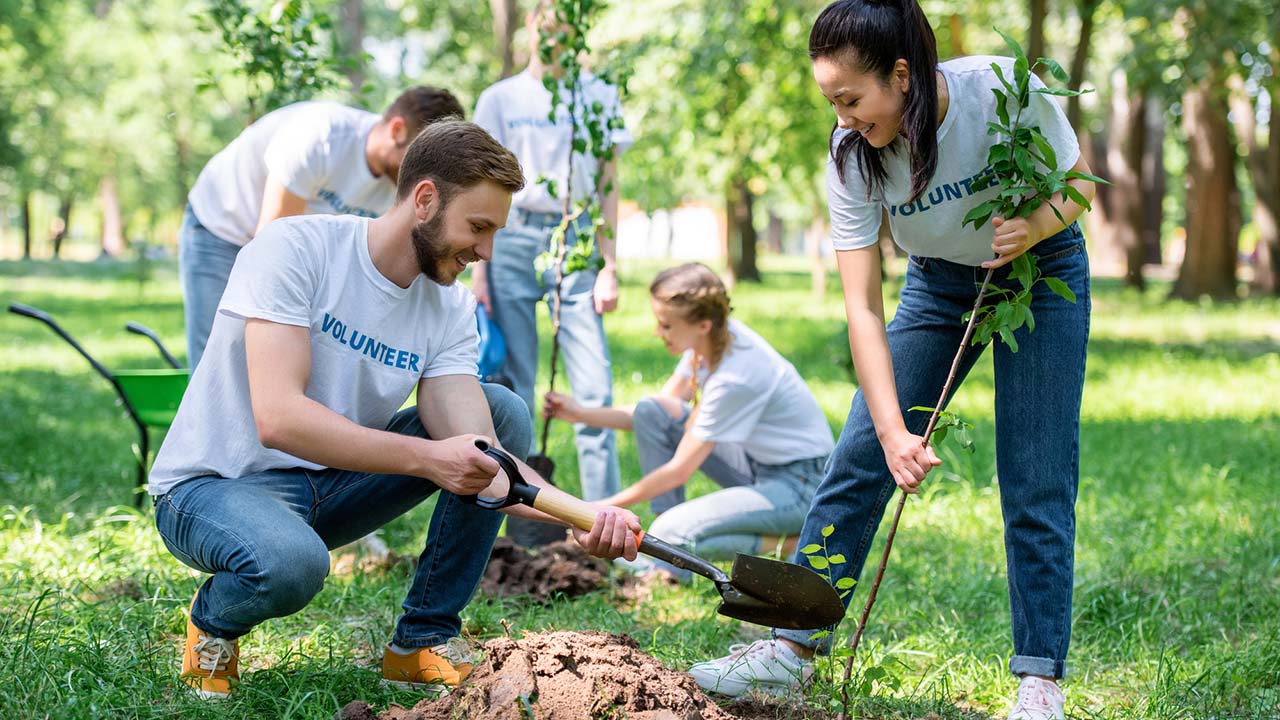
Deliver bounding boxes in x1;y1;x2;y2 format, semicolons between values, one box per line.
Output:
480;537;609;602
342;630;739;720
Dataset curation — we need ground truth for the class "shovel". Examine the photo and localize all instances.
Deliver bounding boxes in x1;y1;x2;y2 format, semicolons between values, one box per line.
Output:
464;440;845;630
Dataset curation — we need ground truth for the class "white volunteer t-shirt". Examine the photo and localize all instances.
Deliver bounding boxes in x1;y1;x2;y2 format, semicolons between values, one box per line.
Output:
827;56;1081;266
675;320;835;466
187;102;396;247
149;215;479;495
473;70;632;214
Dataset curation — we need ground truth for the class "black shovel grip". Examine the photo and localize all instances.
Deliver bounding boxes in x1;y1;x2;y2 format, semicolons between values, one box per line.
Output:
459;439;541;510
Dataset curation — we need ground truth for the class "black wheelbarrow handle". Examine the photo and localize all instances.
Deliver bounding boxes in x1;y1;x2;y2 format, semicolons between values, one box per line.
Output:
125;322;184;370
9;302;116;385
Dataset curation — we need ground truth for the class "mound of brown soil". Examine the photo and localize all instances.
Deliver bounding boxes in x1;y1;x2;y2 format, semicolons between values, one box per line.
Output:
340;630;738;720
480;537;610;602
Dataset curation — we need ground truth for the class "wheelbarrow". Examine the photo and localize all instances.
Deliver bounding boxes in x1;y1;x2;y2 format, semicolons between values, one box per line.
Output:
8;302;188;507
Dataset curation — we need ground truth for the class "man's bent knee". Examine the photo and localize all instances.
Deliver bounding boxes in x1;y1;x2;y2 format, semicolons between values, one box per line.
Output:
483;382;532;459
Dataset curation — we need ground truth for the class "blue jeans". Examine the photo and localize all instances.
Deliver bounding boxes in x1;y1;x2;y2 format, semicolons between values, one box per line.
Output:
153;383;531;647
775;224;1090;681
623;398;827;581
486;208;620;501
178;203;241;370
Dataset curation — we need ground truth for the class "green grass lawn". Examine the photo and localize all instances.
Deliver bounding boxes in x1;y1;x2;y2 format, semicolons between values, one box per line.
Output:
1;256;1278;719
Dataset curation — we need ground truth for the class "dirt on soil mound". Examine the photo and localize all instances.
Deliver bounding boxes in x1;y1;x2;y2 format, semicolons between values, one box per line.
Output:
339;630;739;720
479;536;610;602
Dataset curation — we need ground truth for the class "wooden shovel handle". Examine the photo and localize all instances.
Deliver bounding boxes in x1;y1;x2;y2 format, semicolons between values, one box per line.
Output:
530;490;646;545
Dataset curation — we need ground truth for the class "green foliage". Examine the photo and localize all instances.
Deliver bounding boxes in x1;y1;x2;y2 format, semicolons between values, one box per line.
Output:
961;30;1105;350
908;406;975;452
533;0;631;283
198;0;345;122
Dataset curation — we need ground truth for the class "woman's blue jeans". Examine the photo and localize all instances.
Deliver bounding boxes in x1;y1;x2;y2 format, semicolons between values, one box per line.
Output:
775;224;1091;681
153;383;531;648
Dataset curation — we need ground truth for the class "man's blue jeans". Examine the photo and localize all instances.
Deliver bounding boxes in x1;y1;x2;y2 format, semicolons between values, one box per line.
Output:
775;224;1091;681
178;203;241;370
153;383;531;648
486;208;620;501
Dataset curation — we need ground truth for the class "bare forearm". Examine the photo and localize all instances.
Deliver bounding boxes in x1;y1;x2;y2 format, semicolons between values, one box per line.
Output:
605;463;688;508
847;307;907;440
572;403;635;431
1030;175;1095;242
599;161;618;269
257;395;433;477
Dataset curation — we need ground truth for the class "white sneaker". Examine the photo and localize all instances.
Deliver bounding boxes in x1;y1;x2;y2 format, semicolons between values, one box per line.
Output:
1007;676;1065;720
688;639;813;698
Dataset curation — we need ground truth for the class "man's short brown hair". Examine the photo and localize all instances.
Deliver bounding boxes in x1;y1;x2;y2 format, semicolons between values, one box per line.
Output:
383;86;464;138
395;121;525;202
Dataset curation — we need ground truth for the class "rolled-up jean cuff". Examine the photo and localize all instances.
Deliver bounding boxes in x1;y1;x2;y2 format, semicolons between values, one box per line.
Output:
1009;655;1067;680
772;627;834;655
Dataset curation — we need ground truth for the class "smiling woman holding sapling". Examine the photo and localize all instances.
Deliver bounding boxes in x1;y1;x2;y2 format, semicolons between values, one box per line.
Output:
689;1;1097;718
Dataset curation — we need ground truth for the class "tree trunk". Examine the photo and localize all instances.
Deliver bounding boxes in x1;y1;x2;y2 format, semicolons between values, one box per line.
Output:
1028;0;1047;78
765;212;784;254
1105;77;1147;289
100;177;126;258
1231;74;1280;295
1173;77;1239;300
1067;0;1100;130
490;0;518;79
947;14;966;56
725;177;760;283
51;195;72;259
340;0;365;95
21;192;32;259
1141;97;1165;265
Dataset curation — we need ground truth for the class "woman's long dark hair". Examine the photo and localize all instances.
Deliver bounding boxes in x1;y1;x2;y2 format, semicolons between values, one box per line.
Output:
809;0;939;201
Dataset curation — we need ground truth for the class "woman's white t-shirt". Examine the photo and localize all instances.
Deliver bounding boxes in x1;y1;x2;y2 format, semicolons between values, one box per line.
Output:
826;56;1080;266
675;320;834;466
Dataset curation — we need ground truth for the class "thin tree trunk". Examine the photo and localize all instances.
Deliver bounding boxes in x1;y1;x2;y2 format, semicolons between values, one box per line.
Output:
1173;76;1239;300
728;177;760;282
947;14;966;56
21;192;32;259
1028;0;1047;77
765;212;784;254
1105;78;1147;289
340;0;365;95
100;176;126;258
1232;73;1280;295
490;0;518;79
1067;0;1099;130
1141;97;1165;265
51;195;72;259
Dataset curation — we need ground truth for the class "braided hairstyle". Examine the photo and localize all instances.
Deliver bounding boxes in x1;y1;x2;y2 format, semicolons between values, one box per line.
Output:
649;263;733;423
809;0;940;202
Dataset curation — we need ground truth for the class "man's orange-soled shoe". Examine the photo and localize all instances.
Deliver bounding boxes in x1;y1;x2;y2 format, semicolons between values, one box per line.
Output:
380;638;478;693
180;597;239;698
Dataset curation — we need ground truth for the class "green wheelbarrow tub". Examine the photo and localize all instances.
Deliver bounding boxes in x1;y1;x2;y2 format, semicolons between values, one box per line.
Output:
113;369;189;429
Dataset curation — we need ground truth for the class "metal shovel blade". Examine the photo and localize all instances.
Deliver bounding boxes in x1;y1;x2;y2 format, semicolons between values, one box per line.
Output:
717;554;846;630
525;453;555;483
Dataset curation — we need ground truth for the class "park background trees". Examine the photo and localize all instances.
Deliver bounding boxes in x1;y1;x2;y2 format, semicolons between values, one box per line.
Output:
1;0;1276;299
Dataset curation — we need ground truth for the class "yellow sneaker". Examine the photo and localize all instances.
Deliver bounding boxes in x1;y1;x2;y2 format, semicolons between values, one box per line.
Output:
380;638;478;692
180;603;239;698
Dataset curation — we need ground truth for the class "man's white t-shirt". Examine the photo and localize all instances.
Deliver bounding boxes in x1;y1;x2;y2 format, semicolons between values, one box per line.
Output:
473;70;632;214
149;215;479;495
187;102;397;247
826;56;1081;266
675;320;835;466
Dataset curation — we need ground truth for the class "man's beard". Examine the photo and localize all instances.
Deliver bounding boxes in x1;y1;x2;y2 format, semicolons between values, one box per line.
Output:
410;209;453;285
